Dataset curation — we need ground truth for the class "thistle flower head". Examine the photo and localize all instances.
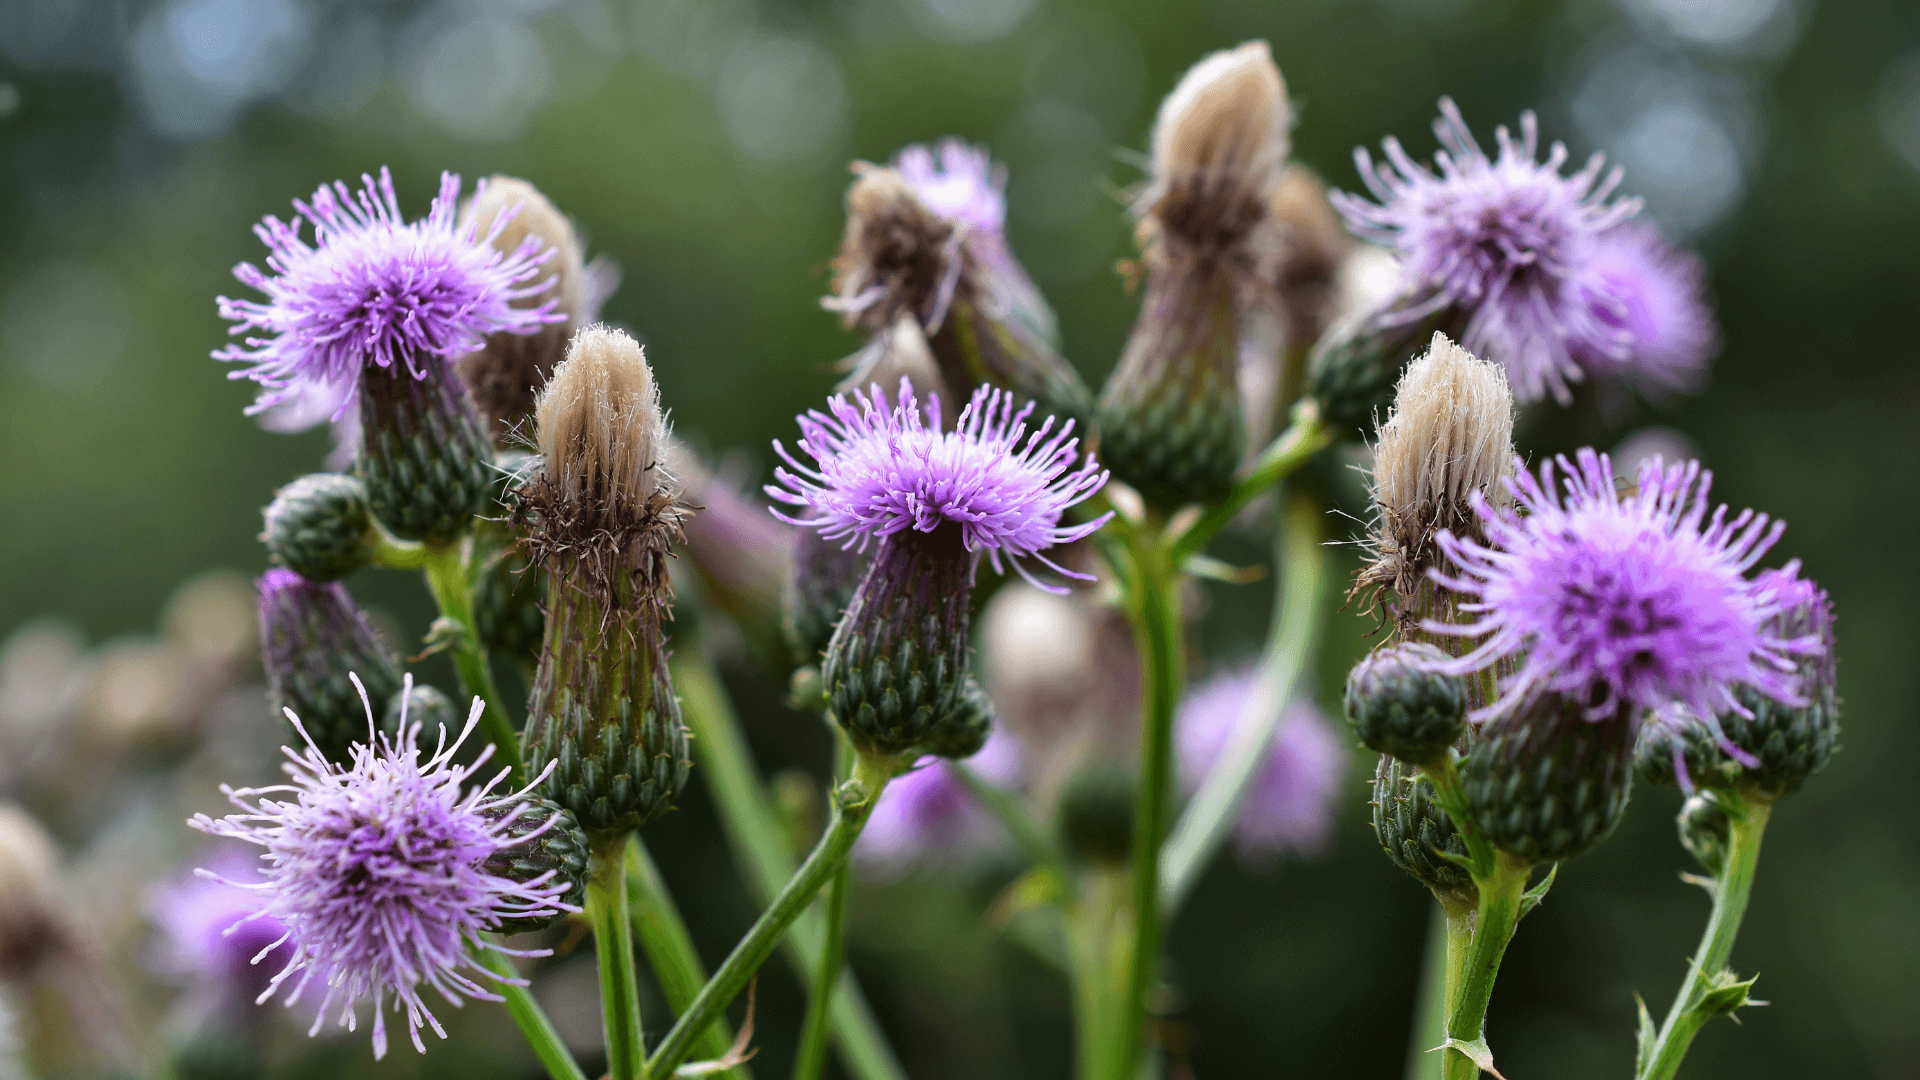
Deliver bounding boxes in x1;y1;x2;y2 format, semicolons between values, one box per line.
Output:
1332;100;1643;404
827;167;961;334
768;379;1110;591
1432;449;1817;727
894;140;1006;242
188;676;575;1058
1140;40;1291;256
534;324;673;511
1580;223;1718;398
1175;670;1346;863
216;168;560;418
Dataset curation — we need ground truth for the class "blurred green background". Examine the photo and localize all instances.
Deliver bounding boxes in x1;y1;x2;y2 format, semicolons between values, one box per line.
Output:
3;0;1918;1076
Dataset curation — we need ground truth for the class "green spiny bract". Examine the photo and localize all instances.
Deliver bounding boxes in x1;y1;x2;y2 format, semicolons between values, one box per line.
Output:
357;359;494;547
1464;695;1636;865
258;570;402;766
260;473;375;583
479;795;591;934
1345;642;1468;766
1371;751;1475;903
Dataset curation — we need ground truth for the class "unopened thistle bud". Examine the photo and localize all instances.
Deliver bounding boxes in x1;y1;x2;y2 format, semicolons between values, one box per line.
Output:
261;472;376;582
358;352;497;546
457;177;614;443
1462;693;1636;864
828;160;1089;424
1098;41;1290;509
474;548;545;667
257;568;401;764
517;325;689;837
1345;642;1467;766
1372;754;1475;902
384;681;459;738
1357;333;1514;646
1304;297;1467;438
769;380;1109;762
479;795;591;934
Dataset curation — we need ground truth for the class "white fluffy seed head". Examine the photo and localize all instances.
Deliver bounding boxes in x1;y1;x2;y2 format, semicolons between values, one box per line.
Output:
536;324;673;508
1373;332;1515;526
1146;41;1291;225
463;176;586;320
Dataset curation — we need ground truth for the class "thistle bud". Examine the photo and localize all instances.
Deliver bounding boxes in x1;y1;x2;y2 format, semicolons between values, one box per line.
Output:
474;548;545;667
357;355;495;546
479;795;591;934
1344;642;1467;766
1462;695;1636;865
456;177;610;443
517;325;690;838
1303;306;1466;439
1097;41;1289;509
1371;753;1475;903
383;681;459;739
671;440;795;673
1058;758;1137;866
1717;572;1839;798
1676;793;1729;876
260;472;375;582
828;162;1089;425
1271;165;1354;356
1633;714;1729;789
1355;333;1514;650
257;568;401;764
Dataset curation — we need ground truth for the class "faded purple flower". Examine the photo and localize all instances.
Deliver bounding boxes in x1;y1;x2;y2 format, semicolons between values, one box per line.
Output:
767;378;1110;590
188;677;574;1058
148;845;294;1006
216;168;560;419
895;139;1006;240
1176;671;1346;865
854;727;1022;875
1332;100;1642;405
1432;449;1818;732
1580;224;1718;399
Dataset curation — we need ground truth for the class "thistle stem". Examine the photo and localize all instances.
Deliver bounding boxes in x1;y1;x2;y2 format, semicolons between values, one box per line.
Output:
644;753;896;1080
590;836;647;1080
421;544;521;780
671;651;907;1080
1405;896;1475;1080
1169;404;1329;566
791;858;852;1080
1441;852;1530;1080
1159;492;1325;913
476;944;590;1080
1108;524;1184;1080
1639;794;1773;1080
1068;868;1128;1080
625;836;748;1078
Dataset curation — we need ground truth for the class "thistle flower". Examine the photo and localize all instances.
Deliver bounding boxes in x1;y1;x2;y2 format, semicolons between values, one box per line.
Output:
516;325;689;837
216;168;559;419
456;177;622;443
1099;41;1291;508
1331;100;1645;405
1176;670;1346;864
257;569;401;765
1433;450;1815;730
187;678;575;1059
853;726;1022;875
147;846;293;1007
1580;223;1718;399
768;379;1108;760
829;158;1088;424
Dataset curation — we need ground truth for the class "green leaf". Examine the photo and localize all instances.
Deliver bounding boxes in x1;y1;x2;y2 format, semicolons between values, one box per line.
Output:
1439;1036;1508;1079
1518;863;1558;921
1697;968;1765;1021
1633;992;1657;1075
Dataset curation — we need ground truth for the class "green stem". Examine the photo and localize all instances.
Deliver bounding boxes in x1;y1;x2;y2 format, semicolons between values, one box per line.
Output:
421;544;521;780
671;652;908;1080
590;837;647;1080
1109;526;1184;1080
1639;795;1773;1080
1406;897;1475;1080
626;836;748;1078
1169;404;1329;566
475;944;590;1080
1068;868;1127;1080
645;753;896;1080
792;859;852;1080
1159;492;1325;913
950;761;1070;890
1441;853;1530;1080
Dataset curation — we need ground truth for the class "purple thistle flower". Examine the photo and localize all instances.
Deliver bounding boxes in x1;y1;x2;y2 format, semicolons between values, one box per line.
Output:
216;167;560;419
894;139;1007;241
854;726;1022;875
187;676;574;1059
1176;671;1347;865
1332;99;1642;405
1431;449;1819;734
148;845;295;1007
1579;224;1719;399
767;378;1110;591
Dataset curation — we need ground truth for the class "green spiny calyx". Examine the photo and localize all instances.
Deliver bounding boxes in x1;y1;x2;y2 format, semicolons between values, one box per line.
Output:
1371;750;1475;903
1303;305;1467;441
785;526;871;668
1464;695;1636;865
260;473;375;583
357;358;494;547
257;569;401;765
930;294;1092;432
481;795;591;934
474;547;545;667
1345;641;1468;766
822;522;992;761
